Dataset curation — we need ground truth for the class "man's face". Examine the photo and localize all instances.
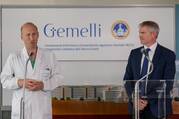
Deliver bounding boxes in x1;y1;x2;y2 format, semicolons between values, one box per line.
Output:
21;24;39;48
139;26;156;47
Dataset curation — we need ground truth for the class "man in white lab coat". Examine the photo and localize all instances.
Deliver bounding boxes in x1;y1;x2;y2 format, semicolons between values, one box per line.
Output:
1;22;63;119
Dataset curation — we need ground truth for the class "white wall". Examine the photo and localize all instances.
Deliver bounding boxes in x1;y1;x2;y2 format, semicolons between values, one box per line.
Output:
0;0;177;106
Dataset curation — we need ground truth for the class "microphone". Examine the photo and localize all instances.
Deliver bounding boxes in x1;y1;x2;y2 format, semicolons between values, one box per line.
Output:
141;48;148;56
134;48;154;119
141;48;151;61
20;52;33;119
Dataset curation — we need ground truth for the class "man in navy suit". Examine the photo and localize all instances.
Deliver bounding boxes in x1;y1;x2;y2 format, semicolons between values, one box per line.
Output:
123;21;176;119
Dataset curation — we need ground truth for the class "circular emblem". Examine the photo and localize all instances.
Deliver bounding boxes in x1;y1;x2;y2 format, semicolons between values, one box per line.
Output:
111;20;130;40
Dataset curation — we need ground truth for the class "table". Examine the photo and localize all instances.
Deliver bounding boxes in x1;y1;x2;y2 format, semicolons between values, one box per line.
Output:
52;100;179;119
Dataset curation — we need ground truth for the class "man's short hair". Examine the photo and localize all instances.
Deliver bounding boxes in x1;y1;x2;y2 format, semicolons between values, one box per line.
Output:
139;21;160;38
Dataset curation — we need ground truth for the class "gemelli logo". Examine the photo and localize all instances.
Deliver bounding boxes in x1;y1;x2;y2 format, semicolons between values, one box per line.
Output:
111;20;130;40
43;23;102;39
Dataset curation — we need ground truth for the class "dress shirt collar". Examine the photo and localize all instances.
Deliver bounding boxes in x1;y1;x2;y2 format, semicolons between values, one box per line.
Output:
143;42;158;54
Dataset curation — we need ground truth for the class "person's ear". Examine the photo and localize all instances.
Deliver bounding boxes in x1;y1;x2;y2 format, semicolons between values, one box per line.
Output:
21;34;23;40
37;32;39;38
21;34;24;41
151;32;157;39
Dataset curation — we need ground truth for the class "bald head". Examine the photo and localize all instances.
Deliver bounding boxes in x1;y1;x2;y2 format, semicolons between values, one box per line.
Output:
21;22;38;34
20;22;39;50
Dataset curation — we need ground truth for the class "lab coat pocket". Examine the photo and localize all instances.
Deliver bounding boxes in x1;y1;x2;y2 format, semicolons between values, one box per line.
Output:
11;97;21;118
40;66;51;81
40;92;52;119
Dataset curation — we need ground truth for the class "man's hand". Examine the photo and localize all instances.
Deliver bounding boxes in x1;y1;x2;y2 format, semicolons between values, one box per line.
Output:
139;99;148;110
18;79;44;91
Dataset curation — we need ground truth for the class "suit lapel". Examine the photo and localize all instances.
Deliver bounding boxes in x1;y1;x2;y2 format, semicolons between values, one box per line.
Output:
149;44;161;79
152;44;161;67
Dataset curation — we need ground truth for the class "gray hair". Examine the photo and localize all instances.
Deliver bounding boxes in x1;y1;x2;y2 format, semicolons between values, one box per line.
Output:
139;21;160;38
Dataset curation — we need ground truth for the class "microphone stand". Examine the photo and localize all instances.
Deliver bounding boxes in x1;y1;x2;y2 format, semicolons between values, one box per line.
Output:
134;51;154;119
20;54;32;119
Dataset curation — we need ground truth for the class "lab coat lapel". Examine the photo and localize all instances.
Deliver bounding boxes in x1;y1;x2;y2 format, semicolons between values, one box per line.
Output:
33;48;42;77
22;47;34;77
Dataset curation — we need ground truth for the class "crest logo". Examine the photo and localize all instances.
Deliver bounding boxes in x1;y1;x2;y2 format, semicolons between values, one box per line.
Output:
111;20;130;40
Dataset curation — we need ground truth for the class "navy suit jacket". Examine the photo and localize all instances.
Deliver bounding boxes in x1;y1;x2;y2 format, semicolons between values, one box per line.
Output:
123;44;176;118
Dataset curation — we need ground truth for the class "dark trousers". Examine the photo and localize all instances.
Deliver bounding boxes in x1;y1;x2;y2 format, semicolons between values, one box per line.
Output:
130;105;167;119
140;107;160;119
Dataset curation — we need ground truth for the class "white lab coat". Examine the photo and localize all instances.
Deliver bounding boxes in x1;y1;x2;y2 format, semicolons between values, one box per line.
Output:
1;47;63;119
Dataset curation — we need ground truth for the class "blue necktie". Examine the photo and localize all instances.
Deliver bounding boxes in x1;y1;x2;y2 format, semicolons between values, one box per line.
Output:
140;48;150;96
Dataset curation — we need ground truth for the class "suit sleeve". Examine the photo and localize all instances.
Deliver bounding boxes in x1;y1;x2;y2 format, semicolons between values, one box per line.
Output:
164;51;176;94
124;50;134;100
0;54;19;90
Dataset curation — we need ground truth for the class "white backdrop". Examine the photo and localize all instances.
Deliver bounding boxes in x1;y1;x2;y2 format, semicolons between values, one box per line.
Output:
2;7;175;61
1;6;175;105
